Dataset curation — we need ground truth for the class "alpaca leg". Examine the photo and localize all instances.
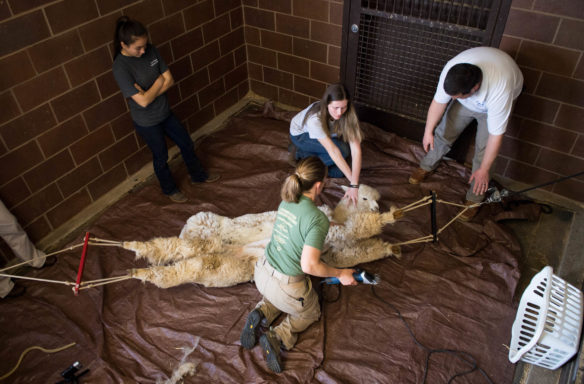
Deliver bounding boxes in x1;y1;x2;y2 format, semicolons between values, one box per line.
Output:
130;252;258;288
123;236;221;265
322;238;399;268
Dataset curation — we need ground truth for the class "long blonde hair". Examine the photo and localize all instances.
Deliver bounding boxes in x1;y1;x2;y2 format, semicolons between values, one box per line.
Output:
301;83;363;143
281;157;326;203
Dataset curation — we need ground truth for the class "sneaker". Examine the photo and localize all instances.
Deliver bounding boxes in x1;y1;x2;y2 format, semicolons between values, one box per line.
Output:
240;309;263;349
191;173;221;184
40;255;57;268
204;173;221;183
168;191;188;203
260;330;283;373
408;167;432;185
6;283;26;298
458;200;480;222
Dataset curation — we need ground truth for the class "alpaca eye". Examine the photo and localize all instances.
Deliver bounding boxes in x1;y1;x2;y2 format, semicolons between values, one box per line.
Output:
363;198;368;200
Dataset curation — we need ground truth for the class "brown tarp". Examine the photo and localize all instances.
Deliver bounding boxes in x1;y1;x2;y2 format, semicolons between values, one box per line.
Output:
0;105;531;383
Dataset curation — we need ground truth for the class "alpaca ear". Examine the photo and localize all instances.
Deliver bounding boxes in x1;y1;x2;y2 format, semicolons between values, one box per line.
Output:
341;185;348;192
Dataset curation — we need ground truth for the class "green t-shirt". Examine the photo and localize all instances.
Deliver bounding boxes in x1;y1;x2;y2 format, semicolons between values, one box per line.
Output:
266;195;330;276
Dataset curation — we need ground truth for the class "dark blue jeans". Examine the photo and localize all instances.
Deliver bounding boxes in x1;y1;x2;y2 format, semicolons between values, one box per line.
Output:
134;113;207;195
290;133;350;178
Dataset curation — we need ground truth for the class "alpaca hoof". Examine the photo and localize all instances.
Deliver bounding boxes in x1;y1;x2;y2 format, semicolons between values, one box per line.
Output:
393;210;404;220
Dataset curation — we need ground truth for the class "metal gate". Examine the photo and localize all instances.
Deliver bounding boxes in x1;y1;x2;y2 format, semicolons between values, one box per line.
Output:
341;0;511;140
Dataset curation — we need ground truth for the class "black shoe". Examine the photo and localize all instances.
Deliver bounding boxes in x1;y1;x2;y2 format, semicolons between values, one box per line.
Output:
41;255;57;268
240;309;263;349
6;283;26;298
260;330;283;373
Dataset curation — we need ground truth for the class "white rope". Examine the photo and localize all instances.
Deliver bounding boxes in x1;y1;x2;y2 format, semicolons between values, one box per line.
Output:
0;243;84;273
0;273;74;286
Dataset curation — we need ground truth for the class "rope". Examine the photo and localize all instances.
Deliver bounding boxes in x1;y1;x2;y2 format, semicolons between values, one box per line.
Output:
0;342;76;381
399;200;432;213
89;237;123;245
0;243;84;273
393;235;434;246
0;273;75;286
79;275;132;290
398;195;432;211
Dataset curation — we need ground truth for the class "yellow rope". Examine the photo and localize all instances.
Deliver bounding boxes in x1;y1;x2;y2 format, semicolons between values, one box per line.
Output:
399;195;432;211
78;276;132;290
90;237;123;245
81;275;132;285
399;200;432;213
393;235;434;246
0;342;76;381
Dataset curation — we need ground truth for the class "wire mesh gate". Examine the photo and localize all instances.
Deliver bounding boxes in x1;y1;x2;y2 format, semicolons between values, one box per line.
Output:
342;0;510;125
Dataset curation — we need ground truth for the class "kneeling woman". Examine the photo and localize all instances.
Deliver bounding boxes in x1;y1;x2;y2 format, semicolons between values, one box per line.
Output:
290;83;363;205
240;156;356;373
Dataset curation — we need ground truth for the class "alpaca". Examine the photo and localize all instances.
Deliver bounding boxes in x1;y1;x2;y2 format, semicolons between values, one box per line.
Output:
126;185;400;288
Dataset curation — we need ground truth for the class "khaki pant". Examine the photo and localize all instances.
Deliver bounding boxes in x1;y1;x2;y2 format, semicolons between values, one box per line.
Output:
0;200;45;298
420;101;490;203
254;257;320;350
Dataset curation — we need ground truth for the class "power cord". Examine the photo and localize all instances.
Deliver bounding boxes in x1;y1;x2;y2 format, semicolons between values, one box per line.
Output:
370;285;495;384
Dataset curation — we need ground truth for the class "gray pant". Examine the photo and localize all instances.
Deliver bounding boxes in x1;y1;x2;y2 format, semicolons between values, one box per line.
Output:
0;200;45;297
253;257;320;350
420;101;490;203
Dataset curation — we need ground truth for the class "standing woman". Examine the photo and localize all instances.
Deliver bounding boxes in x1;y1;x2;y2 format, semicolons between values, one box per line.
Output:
112;16;218;203
289;83;363;205
240;156;356;373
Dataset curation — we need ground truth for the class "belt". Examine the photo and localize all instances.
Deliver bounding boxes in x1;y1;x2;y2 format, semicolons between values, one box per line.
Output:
258;257;305;284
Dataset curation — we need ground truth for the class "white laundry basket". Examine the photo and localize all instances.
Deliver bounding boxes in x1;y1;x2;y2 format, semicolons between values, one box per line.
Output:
509;266;583;370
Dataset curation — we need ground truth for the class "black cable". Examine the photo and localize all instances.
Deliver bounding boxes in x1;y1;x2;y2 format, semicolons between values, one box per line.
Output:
370;285;495;384
508;170;584;196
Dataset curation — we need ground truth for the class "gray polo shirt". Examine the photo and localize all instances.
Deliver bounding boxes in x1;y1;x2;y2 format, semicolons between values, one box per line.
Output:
112;44;170;127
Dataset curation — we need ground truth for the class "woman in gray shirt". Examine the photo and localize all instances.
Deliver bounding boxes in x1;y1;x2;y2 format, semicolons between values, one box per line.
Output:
112;16;218;203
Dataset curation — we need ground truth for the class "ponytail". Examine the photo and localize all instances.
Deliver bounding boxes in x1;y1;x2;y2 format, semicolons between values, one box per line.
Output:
113;16;147;58
281;157;326;203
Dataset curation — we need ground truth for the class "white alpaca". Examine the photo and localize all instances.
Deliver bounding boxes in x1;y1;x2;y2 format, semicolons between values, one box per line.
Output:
126;185;400;288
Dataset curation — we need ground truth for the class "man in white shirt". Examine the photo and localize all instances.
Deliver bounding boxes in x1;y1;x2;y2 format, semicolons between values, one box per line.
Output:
409;47;523;220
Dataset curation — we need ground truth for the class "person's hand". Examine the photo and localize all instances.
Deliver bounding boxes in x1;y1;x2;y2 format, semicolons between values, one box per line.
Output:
134;83;145;94
339;269;357;286
470;168;489;195
343;187;359;206
423;132;434;152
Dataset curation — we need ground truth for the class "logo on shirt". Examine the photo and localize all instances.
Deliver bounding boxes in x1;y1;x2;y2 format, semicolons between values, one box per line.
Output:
150;58;159;67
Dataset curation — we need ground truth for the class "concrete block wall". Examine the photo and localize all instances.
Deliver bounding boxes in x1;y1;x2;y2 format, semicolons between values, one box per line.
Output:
497;0;584;202
0;0;247;245
243;0;343;108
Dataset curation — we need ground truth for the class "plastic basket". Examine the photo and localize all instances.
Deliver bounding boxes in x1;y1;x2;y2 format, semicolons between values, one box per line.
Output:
509;266;583;370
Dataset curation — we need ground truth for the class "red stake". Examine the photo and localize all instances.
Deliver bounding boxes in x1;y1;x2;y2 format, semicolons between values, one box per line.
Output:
74;232;90;296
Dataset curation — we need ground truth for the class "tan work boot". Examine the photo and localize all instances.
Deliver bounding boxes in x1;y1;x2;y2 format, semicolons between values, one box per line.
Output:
408;167;432;185
458;200;480;222
168;191;188;203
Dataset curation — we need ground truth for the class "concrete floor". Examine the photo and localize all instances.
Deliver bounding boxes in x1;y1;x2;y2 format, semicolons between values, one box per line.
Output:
497;178;584;384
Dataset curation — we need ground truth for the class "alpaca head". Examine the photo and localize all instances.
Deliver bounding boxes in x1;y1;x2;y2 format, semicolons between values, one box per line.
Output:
332;184;380;223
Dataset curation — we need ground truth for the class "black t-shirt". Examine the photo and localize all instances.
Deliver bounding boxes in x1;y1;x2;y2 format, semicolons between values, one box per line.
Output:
112;44;170;126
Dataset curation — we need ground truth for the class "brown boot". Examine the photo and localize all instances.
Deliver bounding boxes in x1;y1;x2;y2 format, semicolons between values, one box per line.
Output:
408;168;432;185
458;200;480;222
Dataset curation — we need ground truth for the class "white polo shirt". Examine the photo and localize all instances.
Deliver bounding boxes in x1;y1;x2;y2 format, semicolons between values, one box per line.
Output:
434;47;523;135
